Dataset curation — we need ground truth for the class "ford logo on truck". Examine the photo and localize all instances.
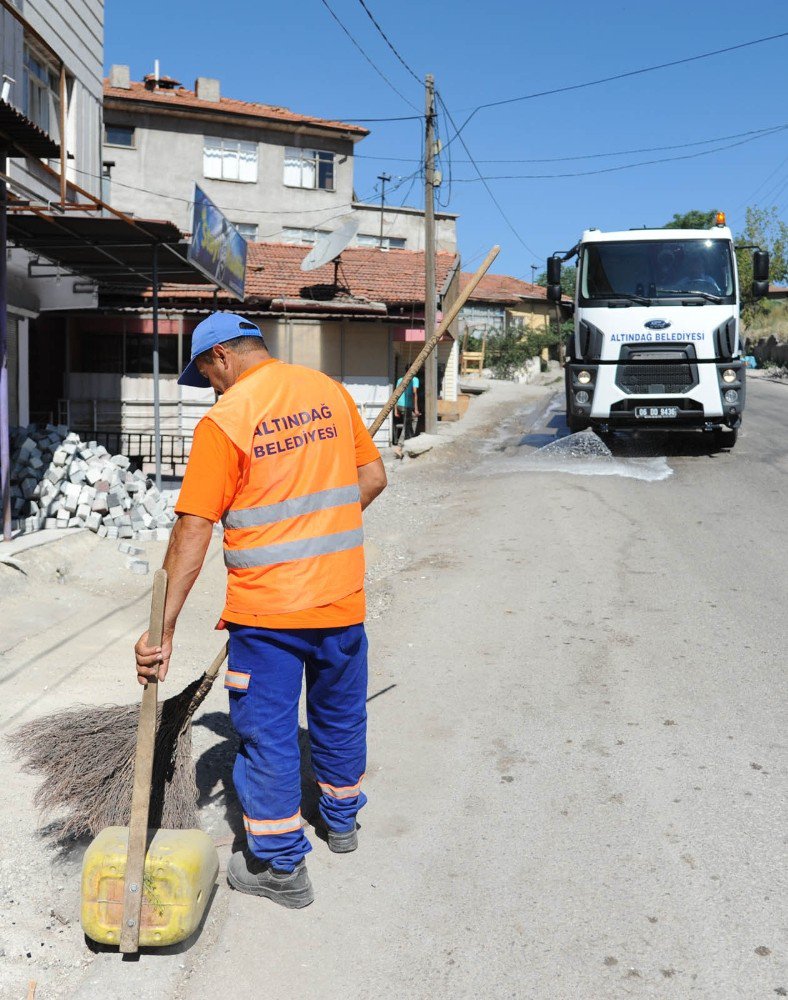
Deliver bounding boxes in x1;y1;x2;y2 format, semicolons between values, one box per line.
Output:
644;319;671;330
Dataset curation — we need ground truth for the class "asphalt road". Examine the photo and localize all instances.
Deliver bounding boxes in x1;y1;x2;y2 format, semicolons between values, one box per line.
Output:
2;377;785;999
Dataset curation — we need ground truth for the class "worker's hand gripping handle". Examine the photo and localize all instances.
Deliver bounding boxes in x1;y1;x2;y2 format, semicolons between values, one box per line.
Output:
119;569;168;954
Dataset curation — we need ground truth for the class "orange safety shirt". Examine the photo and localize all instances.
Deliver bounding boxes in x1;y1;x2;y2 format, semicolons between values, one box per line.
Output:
175;359;380;629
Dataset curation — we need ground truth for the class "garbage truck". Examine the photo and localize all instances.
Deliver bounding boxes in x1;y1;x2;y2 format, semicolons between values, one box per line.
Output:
546;212;770;446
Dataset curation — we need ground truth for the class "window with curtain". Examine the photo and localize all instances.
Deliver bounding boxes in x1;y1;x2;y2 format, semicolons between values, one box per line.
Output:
233;222;258;241
104;125;135;147
356;234;407;249
283;147;335;190
23;44;61;140
203;137;258;182
280;227;330;245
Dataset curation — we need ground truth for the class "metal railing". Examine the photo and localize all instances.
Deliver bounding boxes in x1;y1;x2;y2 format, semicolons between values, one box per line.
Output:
50;426;191;477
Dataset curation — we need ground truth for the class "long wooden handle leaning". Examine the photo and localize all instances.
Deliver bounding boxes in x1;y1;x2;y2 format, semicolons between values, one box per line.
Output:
119;568;168;954
369;245;500;437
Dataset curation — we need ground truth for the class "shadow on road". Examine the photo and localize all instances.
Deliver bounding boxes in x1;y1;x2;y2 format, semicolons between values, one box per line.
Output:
193;712;321;846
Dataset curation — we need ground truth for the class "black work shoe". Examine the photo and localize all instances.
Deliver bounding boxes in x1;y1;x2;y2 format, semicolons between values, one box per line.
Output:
327;825;358;854
227;853;314;908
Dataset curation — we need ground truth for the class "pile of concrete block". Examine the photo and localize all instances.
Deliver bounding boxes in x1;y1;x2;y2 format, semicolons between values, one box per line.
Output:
9;424;177;541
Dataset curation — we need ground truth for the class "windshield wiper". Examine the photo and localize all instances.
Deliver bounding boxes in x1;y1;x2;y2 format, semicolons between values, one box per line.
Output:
601;292;652;306
658;288;723;303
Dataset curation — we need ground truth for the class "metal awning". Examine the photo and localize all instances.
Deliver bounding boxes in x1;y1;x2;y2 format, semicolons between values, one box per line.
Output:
0;99;61;159
5;212;212;290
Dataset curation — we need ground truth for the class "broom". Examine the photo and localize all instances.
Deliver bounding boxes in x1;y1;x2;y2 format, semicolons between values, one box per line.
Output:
8;574;228;842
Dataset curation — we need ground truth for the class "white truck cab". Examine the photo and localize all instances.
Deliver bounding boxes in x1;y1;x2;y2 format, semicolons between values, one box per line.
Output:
547;216;770;445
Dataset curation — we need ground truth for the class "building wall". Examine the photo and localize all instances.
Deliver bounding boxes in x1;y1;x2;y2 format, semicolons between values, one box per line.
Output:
103;96;458;251
103;110;357;238
509;301;555;331
1;0;103;201
459;299;557;338
60;314;395;446
351;202;458;252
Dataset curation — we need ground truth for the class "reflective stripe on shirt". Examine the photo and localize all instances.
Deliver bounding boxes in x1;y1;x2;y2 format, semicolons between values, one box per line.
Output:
224;527;364;569
223;484;360;530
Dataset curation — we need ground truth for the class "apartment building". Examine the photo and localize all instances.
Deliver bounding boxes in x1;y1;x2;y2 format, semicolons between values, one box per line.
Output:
0;0;104;427
102;67;457;252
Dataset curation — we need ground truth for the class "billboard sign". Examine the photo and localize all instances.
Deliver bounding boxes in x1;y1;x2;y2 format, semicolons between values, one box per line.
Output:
188;185;247;300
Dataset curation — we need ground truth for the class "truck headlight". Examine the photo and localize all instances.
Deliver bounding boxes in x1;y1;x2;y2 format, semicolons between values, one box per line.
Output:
722;369;737;383
577;370;592;384
724;389;739;404
575;390;590;405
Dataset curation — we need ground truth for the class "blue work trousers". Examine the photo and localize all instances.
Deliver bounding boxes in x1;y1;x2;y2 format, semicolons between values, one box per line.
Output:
225;623;368;872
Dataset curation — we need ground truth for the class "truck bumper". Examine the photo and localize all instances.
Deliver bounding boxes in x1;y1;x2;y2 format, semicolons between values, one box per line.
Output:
566;360;745;430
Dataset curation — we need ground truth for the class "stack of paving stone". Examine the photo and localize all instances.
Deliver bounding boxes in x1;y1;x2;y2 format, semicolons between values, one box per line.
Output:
9;424;177;542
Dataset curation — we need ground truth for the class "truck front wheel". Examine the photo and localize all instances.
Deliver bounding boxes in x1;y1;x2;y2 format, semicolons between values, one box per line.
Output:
567;412;590;433
714;426;738;449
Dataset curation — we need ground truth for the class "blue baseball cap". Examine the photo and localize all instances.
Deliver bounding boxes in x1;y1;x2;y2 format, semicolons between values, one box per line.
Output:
178;312;264;387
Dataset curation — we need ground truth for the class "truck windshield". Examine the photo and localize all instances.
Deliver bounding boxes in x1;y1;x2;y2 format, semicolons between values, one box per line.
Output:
580;239;735;305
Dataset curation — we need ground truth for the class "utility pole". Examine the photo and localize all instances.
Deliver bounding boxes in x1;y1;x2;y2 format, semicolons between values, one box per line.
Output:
377;172;391;249
423;73;437;434
530;264;537;284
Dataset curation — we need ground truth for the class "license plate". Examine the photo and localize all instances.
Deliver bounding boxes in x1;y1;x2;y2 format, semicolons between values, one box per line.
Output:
635;406;678;419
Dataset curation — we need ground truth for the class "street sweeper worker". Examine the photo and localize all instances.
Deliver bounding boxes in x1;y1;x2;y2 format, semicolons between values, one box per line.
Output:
134;312;387;909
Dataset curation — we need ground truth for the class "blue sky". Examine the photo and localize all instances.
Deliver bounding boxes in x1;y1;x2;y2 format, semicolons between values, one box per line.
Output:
105;0;788;280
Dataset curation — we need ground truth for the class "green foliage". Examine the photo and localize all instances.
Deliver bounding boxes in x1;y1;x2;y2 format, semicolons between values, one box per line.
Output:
735;206;788;327
663;209;719;230
462;331;484;353
535;265;577;298
486;320;562;379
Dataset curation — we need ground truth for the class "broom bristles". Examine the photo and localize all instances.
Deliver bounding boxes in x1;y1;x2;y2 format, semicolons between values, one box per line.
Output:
8;675;208;842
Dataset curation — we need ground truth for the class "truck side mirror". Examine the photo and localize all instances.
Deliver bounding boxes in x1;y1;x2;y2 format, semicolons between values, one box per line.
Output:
752;250;769;282
752;280;769;300
547;284;562;303
547;256;562;285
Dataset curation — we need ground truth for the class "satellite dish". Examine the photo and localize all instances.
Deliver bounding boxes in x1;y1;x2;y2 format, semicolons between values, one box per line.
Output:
301;217;360;272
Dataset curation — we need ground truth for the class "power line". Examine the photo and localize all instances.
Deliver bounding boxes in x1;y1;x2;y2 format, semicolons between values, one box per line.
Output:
318;0;420;112
446;126;788;181
443;31;788;151
70;165;380;223
335;113;423;123
72;164;425;245
355;0;423;86
733;153;788;212
757;161;788;206
354;123;788;165
436;91;540;259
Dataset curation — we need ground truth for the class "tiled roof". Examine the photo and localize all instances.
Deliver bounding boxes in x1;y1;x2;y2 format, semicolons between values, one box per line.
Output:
157;243;459;311
460;271;551;304
247;243;457;306
103;80;369;137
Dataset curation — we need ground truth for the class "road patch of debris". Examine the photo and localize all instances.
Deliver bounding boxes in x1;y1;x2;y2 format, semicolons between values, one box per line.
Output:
486;429;673;482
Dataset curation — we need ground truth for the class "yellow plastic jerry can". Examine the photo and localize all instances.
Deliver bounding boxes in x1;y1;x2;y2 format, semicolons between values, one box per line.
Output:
81;827;219;947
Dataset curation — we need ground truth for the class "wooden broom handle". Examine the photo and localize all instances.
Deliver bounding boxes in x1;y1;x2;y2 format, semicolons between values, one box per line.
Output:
119;568;168;954
369;245;500;437
180;642;229;732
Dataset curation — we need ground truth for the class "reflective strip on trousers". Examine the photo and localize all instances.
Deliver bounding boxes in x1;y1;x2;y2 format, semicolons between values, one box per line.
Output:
318;774;366;800
224;527;364;570
244;811;303;836
224;484;360;530
225;669;250;691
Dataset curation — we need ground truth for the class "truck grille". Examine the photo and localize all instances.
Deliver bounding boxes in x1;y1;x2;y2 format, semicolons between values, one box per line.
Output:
617;363;696;395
